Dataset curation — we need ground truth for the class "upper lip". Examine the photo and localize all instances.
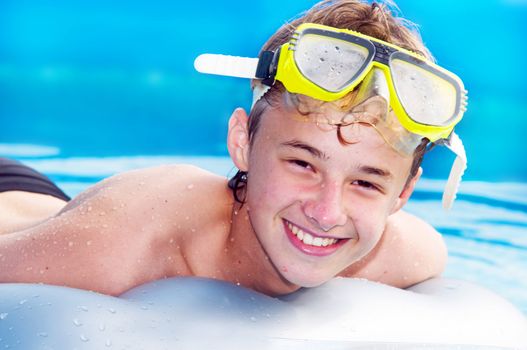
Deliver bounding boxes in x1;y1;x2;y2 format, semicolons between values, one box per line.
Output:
283;219;351;240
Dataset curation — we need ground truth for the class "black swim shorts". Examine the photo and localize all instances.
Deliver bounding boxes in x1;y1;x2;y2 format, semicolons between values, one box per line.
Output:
0;158;70;201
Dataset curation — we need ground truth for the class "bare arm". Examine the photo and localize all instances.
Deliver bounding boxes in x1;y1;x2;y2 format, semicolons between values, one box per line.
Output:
341;210;448;288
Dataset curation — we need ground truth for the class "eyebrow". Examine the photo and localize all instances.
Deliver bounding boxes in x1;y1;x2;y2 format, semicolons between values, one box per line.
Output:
280;140;329;160
358;165;393;180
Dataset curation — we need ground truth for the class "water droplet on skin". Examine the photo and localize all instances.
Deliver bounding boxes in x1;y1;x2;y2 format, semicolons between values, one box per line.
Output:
38;332;48;338
186;184;194;190
0;313;8;320
79;306;89;312
105;339;112;347
99;323;106;331
19;299;27;305
73;318;82;327
107;308;116;314
80;334;89;342
87;206;93;212
250;316;257;322
86;241;92;246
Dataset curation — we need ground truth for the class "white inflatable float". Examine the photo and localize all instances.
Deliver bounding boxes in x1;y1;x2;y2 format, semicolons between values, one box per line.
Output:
0;277;526;349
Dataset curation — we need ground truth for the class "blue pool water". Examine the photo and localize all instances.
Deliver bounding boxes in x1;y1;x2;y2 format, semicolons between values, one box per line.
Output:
1;0;526;317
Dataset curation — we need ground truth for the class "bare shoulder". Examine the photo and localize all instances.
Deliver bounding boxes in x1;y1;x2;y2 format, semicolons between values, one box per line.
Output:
60;163;233;258
386;210;447;280
63;164;226;216
67;164;215;200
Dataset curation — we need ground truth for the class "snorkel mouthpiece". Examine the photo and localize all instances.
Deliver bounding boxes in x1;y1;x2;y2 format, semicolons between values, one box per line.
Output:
442;133;467;209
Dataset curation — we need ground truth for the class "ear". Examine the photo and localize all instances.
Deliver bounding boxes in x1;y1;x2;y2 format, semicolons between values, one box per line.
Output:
390;167;422;215
227;108;250;172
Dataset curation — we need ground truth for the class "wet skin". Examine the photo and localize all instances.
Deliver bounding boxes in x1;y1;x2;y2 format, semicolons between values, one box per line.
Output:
0;105;446;296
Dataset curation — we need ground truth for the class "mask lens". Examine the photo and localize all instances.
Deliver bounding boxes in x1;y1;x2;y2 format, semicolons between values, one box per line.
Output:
294;33;370;92
390;53;458;126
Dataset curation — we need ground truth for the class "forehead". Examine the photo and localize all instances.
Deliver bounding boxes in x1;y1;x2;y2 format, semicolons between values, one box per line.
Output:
252;104;414;176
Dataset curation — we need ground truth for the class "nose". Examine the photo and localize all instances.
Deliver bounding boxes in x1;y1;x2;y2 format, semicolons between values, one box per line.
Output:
302;181;348;232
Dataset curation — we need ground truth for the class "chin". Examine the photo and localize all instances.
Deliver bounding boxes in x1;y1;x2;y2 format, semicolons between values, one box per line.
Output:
280;268;333;288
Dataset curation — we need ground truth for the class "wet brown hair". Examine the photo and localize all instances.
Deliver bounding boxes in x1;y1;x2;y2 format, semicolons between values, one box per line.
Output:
229;0;432;203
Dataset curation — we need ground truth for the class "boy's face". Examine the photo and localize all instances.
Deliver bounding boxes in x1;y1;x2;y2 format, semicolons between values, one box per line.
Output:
232;102;418;288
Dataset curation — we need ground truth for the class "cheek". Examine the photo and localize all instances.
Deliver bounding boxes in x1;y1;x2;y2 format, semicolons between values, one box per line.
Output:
246;166;294;208
246;160;310;218
350;204;389;242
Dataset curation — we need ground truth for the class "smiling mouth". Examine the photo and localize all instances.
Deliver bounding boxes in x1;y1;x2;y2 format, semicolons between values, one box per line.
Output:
283;220;349;256
286;221;339;247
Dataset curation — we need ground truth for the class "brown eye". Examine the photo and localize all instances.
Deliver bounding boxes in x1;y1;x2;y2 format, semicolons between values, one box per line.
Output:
291;159;311;169
352;180;377;190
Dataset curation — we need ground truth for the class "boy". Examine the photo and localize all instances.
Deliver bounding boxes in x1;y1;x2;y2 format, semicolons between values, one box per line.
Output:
0;0;467;296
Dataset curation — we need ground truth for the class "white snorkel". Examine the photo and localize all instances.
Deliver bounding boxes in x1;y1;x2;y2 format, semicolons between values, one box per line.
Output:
194;54;268;107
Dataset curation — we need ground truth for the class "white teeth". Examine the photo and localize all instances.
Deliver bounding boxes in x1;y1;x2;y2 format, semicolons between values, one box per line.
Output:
312;237;323;247
287;221;338;247
297;230;304;241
